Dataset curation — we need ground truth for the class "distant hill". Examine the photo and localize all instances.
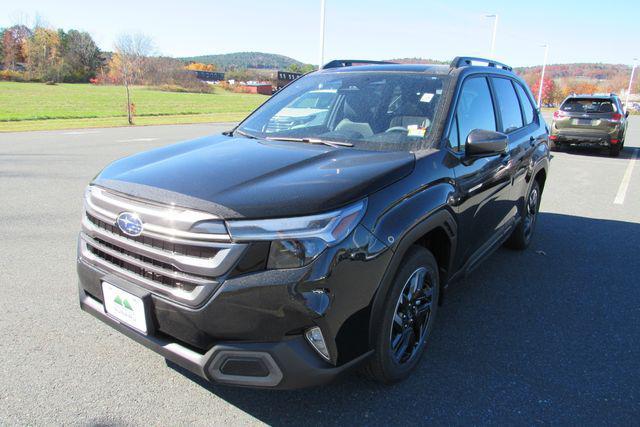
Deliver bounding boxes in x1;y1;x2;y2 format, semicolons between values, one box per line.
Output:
514;63;631;81
514;63;635;96
180;52;306;70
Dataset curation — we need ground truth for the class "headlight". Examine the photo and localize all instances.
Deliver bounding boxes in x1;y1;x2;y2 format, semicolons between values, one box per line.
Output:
226;199;367;269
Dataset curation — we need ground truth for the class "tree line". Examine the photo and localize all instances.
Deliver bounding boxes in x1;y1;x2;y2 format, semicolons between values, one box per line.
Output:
517;64;639;106
1;24;102;82
0;23;313;89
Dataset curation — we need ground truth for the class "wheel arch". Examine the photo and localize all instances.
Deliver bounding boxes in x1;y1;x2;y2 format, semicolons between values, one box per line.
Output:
367;208;457;348
533;167;547;194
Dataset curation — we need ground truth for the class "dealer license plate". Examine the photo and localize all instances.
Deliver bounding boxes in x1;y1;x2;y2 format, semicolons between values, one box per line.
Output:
102;282;147;333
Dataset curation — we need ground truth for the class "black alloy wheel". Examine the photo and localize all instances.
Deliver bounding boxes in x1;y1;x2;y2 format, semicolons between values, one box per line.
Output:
389;267;435;364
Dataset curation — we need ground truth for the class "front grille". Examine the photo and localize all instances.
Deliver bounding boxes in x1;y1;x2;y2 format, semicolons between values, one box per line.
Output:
87;244;196;291
86;213;219;259
94;237;212;280
80;186;247;306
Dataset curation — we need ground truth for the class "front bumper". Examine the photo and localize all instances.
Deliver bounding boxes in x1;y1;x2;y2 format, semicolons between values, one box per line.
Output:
77;224;390;389
79;286;371;389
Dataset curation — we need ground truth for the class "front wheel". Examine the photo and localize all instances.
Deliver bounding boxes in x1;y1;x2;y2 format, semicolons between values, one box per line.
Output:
364;246;439;384
505;180;541;250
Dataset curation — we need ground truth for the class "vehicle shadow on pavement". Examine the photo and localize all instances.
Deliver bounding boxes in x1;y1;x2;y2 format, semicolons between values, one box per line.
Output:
168;212;640;425
557;145;639;160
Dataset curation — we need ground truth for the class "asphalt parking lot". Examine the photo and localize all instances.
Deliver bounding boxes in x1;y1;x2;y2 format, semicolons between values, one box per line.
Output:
1;116;639;425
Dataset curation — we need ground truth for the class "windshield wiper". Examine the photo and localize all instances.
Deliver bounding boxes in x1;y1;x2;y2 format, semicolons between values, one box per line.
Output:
265;136;353;148
233;129;259;139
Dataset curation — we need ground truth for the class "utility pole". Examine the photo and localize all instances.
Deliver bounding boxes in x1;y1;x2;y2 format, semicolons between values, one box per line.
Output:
537;44;549;108
624;58;638;111
485;14;498;58
319;0;326;69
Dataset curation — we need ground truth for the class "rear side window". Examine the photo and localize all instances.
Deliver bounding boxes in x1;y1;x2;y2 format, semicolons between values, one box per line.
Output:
451;77;496;152
514;83;535;124
561;98;616;113
491;78;524;133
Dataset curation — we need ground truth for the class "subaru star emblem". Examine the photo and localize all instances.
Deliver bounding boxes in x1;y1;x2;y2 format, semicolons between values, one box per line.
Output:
116;212;143;237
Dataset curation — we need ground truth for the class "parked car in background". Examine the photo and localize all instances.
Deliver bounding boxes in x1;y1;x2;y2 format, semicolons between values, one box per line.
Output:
78;57;550;389
550;94;629;156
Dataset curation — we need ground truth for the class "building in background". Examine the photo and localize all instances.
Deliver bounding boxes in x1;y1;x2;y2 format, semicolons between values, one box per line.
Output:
239;82;273;95
276;71;302;91
191;70;225;82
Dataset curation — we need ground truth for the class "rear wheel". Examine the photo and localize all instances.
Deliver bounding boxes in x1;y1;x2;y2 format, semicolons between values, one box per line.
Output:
609;143;621;157
364;246;439;384
505;180;540;250
549;140;563;151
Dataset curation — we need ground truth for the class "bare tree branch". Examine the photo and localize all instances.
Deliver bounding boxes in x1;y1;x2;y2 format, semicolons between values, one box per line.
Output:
113;33;154;124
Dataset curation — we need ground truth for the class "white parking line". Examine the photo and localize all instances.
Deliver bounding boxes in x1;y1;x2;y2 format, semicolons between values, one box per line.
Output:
62;130;100;135
614;149;639;205
116;138;159;142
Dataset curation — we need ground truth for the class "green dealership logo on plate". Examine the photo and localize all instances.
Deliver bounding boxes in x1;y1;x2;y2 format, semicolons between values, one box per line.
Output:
114;295;133;311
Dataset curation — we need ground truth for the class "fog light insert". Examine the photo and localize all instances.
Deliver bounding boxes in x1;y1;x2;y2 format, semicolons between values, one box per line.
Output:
305;326;330;361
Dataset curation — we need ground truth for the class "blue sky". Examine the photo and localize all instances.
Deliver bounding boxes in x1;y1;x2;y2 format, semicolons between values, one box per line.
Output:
2;0;639;67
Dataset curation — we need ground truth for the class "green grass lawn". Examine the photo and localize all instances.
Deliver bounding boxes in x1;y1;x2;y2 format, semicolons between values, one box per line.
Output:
0;82;268;131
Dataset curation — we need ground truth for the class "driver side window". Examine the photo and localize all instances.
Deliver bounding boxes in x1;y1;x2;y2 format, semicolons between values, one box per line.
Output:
449;77;497;153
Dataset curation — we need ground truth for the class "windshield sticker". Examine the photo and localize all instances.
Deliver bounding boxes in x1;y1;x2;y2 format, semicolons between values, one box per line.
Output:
407;125;427;137
420;93;435;103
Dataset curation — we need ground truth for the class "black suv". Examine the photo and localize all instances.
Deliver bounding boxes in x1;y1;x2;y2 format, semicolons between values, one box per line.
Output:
550;93;629;156
78;57;550;389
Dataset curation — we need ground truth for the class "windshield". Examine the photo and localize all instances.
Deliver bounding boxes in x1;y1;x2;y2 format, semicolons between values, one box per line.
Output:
237;72;449;151
561;98;616;114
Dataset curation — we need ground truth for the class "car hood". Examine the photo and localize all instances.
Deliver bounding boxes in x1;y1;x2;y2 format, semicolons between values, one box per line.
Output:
93;135;415;219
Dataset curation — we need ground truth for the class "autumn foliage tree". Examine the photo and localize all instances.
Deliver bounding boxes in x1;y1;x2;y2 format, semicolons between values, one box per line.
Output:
530;78;561;106
59;29;102;82
1;22;102;82
185;62;216;71
2;25;31;70
22;27;63;81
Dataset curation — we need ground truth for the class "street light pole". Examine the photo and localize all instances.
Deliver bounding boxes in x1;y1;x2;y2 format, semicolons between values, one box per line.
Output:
319;0;326;69
624;58;638;111
537;44;549;108
485;14;498;58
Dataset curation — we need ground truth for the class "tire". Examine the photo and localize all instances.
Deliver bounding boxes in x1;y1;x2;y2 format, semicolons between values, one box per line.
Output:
505;180;541;250
364;246;439;384
609;143;621;157
549;140;563;151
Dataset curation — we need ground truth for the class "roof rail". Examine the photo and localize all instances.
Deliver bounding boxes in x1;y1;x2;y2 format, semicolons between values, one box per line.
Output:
322;59;395;70
450;56;512;71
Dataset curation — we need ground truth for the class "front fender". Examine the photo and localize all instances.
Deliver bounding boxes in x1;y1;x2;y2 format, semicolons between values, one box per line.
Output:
369;182;456;254
365;183;458;349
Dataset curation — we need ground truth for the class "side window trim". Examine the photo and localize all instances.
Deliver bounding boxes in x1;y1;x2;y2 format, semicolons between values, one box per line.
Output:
452;114;461;151
510;79;528;128
486;77;503;133
514;81;538;126
443;74;498;153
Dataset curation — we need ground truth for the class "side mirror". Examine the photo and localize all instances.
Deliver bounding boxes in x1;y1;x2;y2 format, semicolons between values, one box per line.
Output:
465;129;508;156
